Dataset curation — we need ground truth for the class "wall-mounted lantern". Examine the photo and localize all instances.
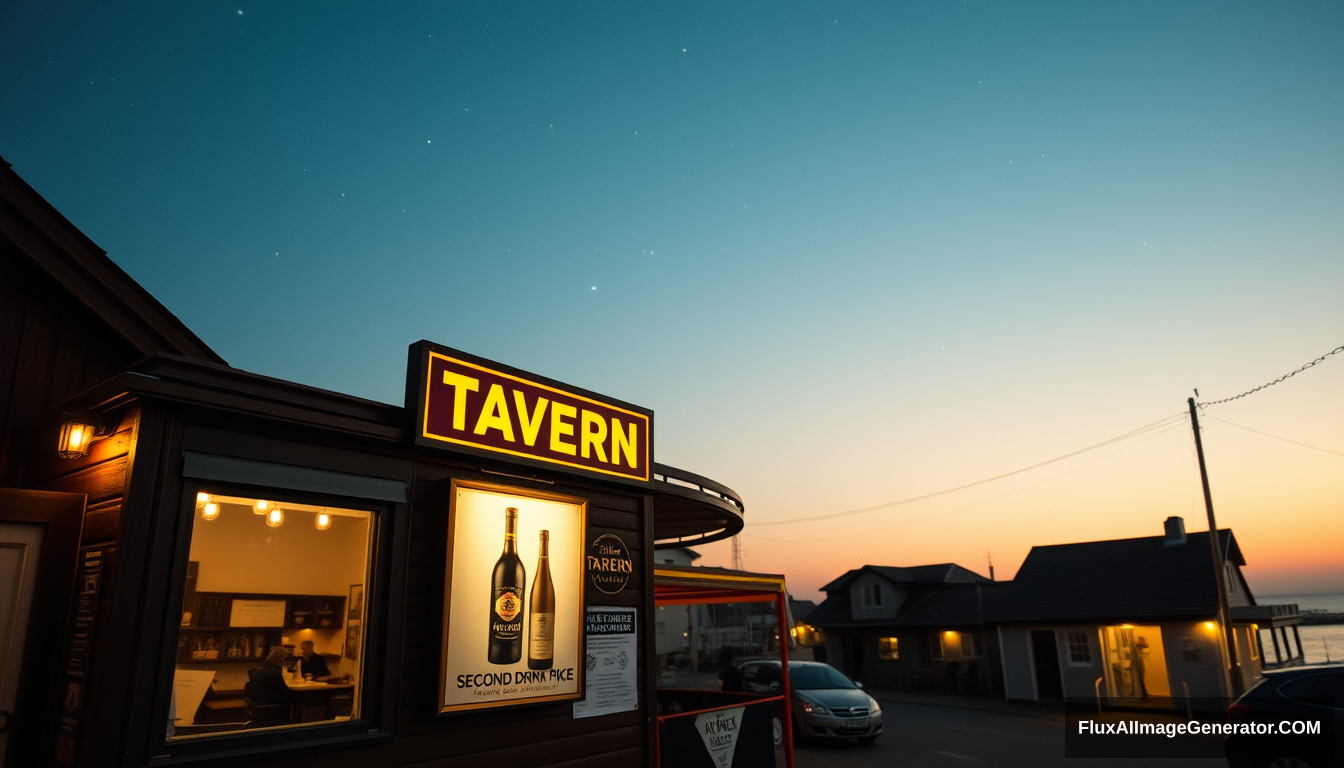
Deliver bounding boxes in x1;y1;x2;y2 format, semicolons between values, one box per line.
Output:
56;410;110;459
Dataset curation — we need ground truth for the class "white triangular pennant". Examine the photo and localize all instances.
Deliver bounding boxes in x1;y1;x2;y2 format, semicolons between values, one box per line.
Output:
695;706;745;768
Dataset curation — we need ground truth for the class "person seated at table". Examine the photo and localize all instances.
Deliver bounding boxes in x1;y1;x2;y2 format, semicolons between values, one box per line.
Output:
293;640;331;680
245;646;298;717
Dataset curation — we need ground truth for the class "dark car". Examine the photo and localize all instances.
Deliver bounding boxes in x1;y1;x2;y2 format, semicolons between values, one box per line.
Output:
738;660;883;745
1226;663;1343;768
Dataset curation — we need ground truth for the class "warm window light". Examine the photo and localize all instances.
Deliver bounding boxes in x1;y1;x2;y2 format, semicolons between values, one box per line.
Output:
266;507;284;528
254;500;271;516
200;502;220;521
1203;621;1216;631
314;512;332;531
56;410;108;459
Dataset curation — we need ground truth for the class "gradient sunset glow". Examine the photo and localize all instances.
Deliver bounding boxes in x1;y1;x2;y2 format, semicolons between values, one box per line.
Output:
3;2;1340;600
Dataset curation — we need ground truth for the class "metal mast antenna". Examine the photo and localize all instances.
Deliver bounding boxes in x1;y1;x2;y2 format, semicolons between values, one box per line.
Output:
731;534;741;570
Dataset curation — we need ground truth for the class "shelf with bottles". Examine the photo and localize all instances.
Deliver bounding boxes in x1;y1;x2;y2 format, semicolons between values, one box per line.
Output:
177;628;281;663
180;592;346;631
286;596;346;630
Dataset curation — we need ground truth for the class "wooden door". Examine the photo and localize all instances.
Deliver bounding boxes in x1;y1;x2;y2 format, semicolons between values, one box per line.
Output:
0;489;84;768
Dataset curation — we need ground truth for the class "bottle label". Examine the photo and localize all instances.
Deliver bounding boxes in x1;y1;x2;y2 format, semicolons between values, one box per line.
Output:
530;612;555;657
494;589;522;622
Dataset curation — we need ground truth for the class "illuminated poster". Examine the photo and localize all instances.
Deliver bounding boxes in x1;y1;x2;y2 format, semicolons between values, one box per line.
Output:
440;481;586;712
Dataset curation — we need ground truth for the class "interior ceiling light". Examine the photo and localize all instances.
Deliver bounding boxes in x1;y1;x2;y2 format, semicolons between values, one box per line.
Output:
266;507;284;528
201;502;220;522
254;499;271;516
314;512;332;531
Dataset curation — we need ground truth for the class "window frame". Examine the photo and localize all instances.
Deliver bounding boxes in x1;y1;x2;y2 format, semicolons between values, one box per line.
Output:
929;633;944;660
1066;631;1093;665
959;632;983;658
859;583;883;609
878;636;899;661
141;476;405;764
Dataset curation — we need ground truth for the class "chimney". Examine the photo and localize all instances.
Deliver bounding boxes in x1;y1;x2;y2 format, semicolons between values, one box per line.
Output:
1163;516;1186;547
988;564;996;581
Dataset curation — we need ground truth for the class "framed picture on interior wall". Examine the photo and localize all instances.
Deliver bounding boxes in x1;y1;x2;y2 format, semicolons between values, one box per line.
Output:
349;584;364;620
345;620;361;661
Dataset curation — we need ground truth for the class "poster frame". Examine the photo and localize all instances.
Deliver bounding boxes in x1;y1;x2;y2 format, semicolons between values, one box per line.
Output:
438;478;588;714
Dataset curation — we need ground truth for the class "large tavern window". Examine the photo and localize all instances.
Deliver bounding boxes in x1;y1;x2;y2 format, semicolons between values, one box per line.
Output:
169;492;373;738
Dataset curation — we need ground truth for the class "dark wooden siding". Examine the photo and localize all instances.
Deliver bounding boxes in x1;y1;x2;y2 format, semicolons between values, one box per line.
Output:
0;244;141;485
20;408;141;767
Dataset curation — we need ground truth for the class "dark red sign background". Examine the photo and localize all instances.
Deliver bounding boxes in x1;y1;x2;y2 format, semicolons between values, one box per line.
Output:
417;349;651;483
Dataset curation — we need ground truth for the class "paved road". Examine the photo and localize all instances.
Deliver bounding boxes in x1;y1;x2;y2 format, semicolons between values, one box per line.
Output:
793;697;1229;768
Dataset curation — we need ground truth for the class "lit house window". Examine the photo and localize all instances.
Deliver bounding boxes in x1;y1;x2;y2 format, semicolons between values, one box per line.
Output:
1247;627;1259;661
879;637;899;660
1067;631;1092;664
169;492;373;739
860;583;883;608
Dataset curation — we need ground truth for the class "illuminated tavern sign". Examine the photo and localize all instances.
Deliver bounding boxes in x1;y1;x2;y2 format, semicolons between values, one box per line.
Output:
408;341;653;484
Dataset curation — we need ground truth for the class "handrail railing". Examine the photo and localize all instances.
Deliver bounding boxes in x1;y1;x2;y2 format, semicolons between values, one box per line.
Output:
654;462;745;514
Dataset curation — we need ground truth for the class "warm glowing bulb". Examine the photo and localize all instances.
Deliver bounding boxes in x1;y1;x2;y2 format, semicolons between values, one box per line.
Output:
266;508;284;527
201;502;220;521
197;492;210;504
1204;621;1216;631
314;512;332;531
254;500;270;516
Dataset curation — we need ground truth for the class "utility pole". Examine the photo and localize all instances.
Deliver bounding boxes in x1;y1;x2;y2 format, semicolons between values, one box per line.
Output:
731;534;741;571
1188;396;1241;699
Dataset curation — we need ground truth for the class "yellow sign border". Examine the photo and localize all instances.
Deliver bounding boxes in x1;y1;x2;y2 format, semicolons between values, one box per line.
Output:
419;351;651;482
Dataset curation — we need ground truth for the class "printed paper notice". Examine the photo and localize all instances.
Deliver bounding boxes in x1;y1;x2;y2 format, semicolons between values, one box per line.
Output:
572;607;637;719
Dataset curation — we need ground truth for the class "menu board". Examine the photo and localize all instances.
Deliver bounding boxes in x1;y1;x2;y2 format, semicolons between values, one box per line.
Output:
229;599;287;627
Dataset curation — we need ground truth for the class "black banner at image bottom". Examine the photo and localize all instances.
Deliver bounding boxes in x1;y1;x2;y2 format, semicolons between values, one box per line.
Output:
1063;697;1339;761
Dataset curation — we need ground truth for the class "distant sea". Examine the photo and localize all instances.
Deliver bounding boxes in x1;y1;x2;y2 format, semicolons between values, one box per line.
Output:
1257;592;1344;665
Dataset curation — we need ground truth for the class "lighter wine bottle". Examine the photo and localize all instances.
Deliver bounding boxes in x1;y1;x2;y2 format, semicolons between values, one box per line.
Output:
488;507;525;664
528;530;555;669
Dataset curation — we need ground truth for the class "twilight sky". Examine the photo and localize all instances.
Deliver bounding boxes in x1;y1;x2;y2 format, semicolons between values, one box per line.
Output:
3;1;1341;600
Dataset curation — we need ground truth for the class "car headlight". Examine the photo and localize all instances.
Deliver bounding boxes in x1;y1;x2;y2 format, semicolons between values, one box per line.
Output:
868;697;881;715
799;698;828;715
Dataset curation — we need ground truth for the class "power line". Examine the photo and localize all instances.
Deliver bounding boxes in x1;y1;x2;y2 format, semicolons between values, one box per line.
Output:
745;420;1187;543
754;411;1187;527
1205;415;1344;458
1198;344;1344;408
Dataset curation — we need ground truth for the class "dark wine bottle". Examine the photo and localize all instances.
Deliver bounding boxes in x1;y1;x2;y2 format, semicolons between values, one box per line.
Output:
488;507;525;665
528;530;555;669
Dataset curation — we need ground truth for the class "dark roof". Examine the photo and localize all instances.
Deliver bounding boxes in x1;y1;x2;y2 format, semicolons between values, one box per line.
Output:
819;563;989;592
809;582;1013;629
993;529;1240;624
810;529;1244;629
1;157;224;364
788;598;818;623
806;590;852;628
